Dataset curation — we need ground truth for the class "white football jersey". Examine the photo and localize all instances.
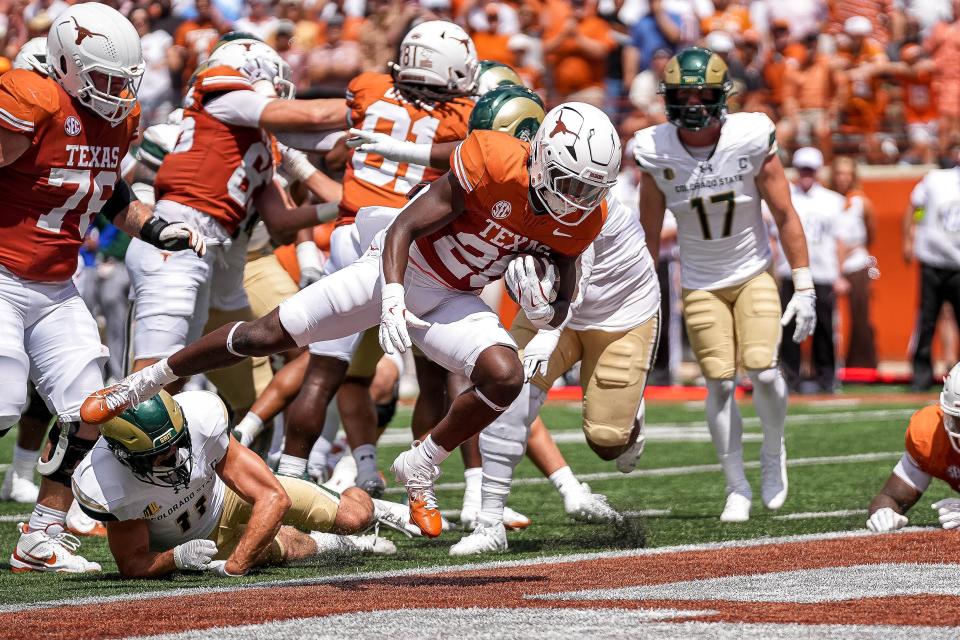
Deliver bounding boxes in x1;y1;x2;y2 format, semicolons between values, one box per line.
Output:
910;168;960;270
72;391;230;551
633;112;777;290
569;193;660;331
774;183;844;284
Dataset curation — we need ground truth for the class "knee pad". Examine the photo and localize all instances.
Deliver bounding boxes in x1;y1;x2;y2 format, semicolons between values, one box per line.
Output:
479;418;528;466
376;394;398;428
37;419;97;487
583;419;632;448
748;367;780;387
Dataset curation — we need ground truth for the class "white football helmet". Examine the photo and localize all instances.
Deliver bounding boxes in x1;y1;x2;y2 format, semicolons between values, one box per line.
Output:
207;39;295;99
941;363;960;453
393;20;479;99
13;37;48;74
528;102;621;226
46;4;144;126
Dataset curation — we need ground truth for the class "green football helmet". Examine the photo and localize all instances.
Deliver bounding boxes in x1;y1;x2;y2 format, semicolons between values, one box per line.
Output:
659;47;734;131
100;390;193;490
213;30;263;51
469;84;545;141
475;60;524;97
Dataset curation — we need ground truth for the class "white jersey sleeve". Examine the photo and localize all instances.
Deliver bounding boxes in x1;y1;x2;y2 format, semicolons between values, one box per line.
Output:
634;112;776;291
205;90;272;128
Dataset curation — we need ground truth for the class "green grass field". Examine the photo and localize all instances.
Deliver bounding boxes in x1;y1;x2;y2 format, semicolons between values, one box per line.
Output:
0;397;951;608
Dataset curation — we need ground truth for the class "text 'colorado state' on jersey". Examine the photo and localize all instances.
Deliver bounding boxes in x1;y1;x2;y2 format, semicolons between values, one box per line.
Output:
72;391;230;551
154;66;275;236
410;130;606;292
633;112;777;291
0;69;139;282
340;72;473;224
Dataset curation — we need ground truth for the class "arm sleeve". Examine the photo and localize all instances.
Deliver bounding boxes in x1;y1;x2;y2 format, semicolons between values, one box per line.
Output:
274;129;346;152
893;452;932;492
204;90;273;128
101;179;138;222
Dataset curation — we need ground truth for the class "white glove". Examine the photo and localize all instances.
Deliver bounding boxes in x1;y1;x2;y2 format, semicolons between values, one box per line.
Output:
208;559;246;577
280;144;318;183
781;268;816;343
296;241;324;288
379;282;430;354
141;217;207;257
346;128;431;166
866;507;908;533
241;57;279;85
523;329;561;381
172;539;218;571
506;255;557;328
932;498;960;529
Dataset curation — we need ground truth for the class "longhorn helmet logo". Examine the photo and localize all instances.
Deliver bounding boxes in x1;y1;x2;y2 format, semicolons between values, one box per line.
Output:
549;109;581;160
442;31;472;53
71;18;108;46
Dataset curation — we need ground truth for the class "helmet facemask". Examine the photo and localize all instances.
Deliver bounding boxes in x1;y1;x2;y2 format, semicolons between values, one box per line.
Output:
110;427;194;491
662;85;729;131
945;414;960;455
531;153;610;226
75;65;143;126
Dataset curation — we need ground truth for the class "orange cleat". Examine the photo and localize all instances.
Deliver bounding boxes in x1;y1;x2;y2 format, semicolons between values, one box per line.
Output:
391;447;443;538
80;368;167;425
408;493;443;538
79;386;126;425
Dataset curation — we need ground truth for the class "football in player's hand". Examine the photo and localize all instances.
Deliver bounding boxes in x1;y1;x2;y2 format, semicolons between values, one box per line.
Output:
505;254;558;305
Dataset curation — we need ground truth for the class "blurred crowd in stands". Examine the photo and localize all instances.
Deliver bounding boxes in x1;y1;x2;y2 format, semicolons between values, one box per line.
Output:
2;0;959;166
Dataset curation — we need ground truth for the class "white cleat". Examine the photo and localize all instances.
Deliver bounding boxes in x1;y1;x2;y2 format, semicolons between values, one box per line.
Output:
373;499;423;537
323;454;358;494
449;521;508;556
66;500;107;537
79;363;172;424
564;483;622;523
720;492;752;523
9;523;101;573
460;505;531;531
760;450;788;510
0;467;39;504
348;533;397;555
615;434;646;474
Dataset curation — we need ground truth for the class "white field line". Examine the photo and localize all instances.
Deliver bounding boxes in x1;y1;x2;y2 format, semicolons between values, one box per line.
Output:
385;451;902;495
0;514;30;523
377;408;915;446
0;527;929;614
773;509;868;521
621;509;672;517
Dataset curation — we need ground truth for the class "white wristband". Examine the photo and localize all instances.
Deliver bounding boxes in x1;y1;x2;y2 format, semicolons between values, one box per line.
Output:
281;146;319;183
791;267;814;291
381;281;405;301
315;202;339;223
295;240;322;270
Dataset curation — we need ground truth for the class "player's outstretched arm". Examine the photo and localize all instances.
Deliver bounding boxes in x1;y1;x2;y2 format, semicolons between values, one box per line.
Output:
0;127;31;167
866;473;921;532
255;180;337;245
639;171;666;261
346;128;459;170
260;98;348;132
213;436;292;576
107;518;219;578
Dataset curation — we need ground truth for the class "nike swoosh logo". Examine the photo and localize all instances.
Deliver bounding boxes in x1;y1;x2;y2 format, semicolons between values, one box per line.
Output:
552;229;572;237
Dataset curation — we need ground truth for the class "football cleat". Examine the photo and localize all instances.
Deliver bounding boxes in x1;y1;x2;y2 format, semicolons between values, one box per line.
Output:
80;368;168;425
390;447;443;538
761;449;788;510
615;436;646;474
0;466;39;504
564;483;622;523
449;521;508;556
373;499;423;538
348;534;397;556
719;492;752;523
66;501;107;537
10;523;101;573
460;505;532;531
356;469;386;499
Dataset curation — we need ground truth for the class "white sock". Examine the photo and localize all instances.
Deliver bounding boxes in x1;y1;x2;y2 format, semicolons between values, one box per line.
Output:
705;378;751;498
234;413;263;443
28;504;66;536
462;467;482;511
269;414;285;458
277;454;307;478
146;358;179;386
748;368;788;460
308;436;332;479
353;444;378;478
12;444;38;479
548;466;581;498
413;435;450;467
308;531;354;555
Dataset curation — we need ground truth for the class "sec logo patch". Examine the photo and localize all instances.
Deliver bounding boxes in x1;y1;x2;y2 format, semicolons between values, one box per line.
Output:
64;116;82;136
491;200;512;219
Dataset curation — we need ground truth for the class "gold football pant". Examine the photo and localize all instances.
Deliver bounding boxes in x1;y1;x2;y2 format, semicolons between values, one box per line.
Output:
210;476;341;562
510;311;659;448
681;271;782;380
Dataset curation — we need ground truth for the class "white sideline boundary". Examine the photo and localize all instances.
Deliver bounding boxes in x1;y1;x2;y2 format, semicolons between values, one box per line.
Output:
0;527;930;614
385;451;902;494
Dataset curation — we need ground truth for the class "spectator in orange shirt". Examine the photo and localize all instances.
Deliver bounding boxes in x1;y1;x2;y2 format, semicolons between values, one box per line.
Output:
306;13;361;95
171;0;225;88
543;0;615;106
780;32;843;161
828;0;901;49
761;19;804;117
888;43;938;165
924;1;960;160
835;16;889;158
701;0;751;36
471;3;516;66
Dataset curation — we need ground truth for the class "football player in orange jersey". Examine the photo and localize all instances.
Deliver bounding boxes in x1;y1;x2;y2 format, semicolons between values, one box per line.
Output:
269;20;479;493
867;362;960;533
0;4;212;573
125;38;346;393
83;102;622;539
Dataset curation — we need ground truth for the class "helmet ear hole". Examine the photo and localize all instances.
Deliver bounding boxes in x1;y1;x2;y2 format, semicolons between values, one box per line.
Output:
60;55;67;74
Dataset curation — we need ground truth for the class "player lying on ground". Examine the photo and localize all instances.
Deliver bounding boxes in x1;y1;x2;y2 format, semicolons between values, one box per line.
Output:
82;102;621;539
70;390;397;578
866;362;960;533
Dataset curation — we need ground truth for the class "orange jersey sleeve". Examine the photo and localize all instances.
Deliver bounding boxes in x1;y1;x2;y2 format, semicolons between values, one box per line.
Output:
0;69;58;138
904;405;960;491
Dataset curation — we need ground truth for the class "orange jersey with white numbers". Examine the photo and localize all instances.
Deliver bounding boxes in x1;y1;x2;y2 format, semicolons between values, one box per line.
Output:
0;69;139;282
904;405;960;492
410;130;606;292
340;72;473;225
154;66;274;236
